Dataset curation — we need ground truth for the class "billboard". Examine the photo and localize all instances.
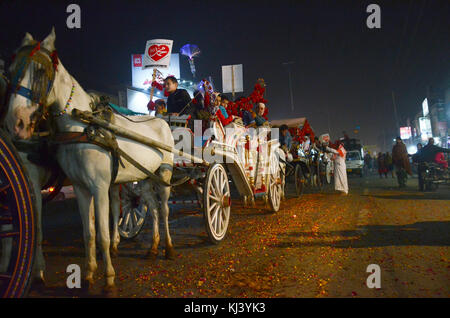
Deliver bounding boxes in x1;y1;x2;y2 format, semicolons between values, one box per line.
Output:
418;117;432;141
399;126;412;140
131;53;180;90
222;64;243;94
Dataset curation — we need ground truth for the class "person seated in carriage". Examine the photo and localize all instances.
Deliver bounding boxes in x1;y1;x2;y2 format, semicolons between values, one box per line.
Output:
154;99;167;118
279;124;293;153
303;133;312;152
279;124;293;162
164;75;192;115
211;93;244;127
215;94;234;126
254;102;269;127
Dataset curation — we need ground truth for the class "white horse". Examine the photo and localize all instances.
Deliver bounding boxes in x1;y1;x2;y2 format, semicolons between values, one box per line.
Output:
4;28;176;294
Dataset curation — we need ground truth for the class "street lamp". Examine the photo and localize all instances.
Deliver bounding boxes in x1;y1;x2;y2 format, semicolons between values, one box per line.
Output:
282;61;295;112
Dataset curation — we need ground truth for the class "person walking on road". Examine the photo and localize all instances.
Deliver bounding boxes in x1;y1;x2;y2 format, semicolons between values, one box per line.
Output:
377;153;388;178
392;137;412;188
325;141;348;195
385;152;394;178
364;152;372;175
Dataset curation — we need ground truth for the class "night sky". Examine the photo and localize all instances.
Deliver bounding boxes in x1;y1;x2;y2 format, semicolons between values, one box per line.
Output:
1;0;449;149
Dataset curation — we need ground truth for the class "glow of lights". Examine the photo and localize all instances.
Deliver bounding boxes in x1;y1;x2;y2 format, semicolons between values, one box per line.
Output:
433;137;441;146
407;145;417;155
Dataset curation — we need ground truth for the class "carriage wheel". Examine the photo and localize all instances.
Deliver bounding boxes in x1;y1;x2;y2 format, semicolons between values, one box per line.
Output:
0;130;36;298
268;161;282;213
118;184;148;239
280;163;286;201
203;164;231;244
304;163;313;188
294;164;305;197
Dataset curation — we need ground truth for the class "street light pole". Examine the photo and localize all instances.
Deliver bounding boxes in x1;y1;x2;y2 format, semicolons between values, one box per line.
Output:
282;61;295;112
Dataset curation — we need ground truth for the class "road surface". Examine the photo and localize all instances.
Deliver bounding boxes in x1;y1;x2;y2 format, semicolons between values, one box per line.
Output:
29;173;449;297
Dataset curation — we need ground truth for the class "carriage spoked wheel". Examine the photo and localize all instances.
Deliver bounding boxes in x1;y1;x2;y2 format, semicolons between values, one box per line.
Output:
294;164;305;197
268;156;283;213
203;164;231;244
0;130;36;298
280;164;286;201
118;183;148;239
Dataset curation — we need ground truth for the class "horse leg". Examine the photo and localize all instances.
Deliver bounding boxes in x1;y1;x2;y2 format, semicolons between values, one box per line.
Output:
159;166;176;260
73;185;97;290
109;185;120;258
140;181;159;260
93;187;116;294
147;205;159;260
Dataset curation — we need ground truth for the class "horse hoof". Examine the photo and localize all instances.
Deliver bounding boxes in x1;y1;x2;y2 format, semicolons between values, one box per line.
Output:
103;284;118;297
111;247;119;258
165;247;177;260
144;250;158;260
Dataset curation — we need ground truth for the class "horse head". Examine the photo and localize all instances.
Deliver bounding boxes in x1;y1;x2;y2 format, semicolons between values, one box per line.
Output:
5;27;60;139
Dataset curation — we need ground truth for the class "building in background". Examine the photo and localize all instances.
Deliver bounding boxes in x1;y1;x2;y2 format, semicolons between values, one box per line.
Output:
126;53;195;114
408;88;449;152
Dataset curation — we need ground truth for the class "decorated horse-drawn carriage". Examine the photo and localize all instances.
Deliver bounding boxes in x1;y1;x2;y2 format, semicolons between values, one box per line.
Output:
271;117;333;197
116;110;285;244
0;29;284;295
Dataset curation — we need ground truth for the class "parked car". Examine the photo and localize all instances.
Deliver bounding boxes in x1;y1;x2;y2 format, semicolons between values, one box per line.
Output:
346;150;364;176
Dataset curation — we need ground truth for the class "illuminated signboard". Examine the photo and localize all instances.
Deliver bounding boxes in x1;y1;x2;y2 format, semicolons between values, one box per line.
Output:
131;53;180;90
419;117;432;141
422;98;429;117
399;127;412;140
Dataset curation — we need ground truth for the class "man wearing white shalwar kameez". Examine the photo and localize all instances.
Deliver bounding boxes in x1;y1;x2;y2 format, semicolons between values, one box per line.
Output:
325;144;348;195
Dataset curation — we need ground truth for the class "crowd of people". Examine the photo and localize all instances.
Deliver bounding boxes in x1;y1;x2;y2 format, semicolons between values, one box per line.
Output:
363;137;449;190
147;76;270;130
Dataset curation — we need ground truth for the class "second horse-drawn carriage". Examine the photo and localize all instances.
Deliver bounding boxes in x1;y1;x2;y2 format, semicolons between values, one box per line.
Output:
271;117;333;197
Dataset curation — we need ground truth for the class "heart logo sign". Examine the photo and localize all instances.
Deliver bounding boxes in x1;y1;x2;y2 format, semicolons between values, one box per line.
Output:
143;39;173;68
148;45;170;62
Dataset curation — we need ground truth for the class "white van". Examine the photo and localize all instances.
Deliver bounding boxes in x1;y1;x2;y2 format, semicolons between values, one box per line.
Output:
346;150;364;176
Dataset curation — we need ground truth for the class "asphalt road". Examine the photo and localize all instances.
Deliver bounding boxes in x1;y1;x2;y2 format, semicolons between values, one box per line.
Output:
29;172;450;297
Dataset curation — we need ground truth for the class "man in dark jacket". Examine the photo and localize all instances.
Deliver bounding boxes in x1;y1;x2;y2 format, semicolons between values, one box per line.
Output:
164;76;192;115
419;138;450;163
414;138;450;191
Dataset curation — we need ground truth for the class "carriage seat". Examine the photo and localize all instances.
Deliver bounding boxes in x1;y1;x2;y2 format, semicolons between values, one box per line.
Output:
160;114;191;130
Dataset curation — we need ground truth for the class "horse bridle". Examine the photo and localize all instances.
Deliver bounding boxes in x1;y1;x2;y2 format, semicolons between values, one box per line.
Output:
6;41;59;124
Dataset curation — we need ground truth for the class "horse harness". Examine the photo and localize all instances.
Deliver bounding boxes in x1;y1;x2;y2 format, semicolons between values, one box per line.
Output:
6;42;178;188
